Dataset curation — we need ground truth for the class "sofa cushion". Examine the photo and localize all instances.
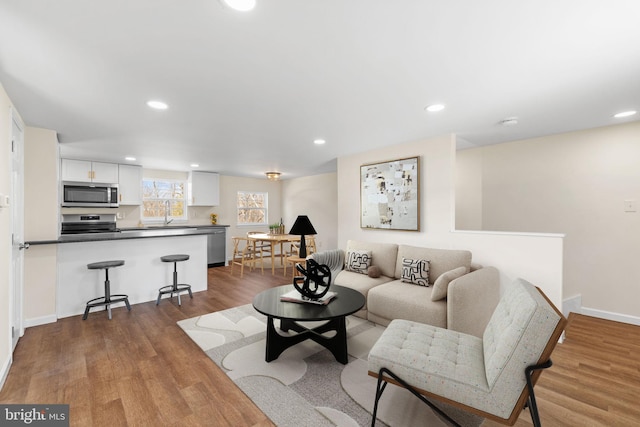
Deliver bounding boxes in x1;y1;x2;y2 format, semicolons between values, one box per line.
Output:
400;257;429;286
346;240;398;278
431;266;467;301
367;280;447;328
334;270;393;314
395;245;471;285
345;250;371;274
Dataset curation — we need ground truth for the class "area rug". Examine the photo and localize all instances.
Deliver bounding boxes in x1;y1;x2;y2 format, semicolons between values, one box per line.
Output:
177;304;483;427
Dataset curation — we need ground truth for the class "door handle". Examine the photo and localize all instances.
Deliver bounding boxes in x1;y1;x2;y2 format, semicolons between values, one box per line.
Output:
19;243;30;250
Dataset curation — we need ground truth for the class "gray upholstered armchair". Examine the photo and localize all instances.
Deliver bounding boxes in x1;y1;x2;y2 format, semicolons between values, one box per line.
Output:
368;278;567;426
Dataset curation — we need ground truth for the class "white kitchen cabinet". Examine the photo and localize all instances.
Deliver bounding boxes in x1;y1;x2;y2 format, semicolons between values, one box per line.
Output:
61;159;119;183
188;171;220;206
118;164;143;205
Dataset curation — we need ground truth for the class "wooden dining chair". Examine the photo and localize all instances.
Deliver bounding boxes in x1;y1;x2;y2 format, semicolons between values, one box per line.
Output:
246;231;270;271
287;236;317;257
284;237;317;276
231;237;262;277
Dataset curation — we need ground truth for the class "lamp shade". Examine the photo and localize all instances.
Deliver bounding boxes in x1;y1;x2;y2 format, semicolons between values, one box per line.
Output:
289;215;317;258
289;215;317;236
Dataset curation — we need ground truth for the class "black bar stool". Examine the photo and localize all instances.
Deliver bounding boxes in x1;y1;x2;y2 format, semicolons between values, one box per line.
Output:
83;260;131;320
157;254;193;306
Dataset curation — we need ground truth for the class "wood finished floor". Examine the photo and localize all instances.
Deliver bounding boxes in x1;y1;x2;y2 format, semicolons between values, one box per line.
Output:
1;265;639;426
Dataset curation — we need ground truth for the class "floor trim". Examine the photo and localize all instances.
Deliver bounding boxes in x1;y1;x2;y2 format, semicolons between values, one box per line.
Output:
24;314;58;328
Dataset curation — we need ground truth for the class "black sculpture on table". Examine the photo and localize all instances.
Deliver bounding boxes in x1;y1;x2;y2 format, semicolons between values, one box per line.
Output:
293;258;332;300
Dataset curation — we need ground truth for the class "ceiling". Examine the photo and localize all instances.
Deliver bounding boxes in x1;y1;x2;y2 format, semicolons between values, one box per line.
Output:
1;1;639;179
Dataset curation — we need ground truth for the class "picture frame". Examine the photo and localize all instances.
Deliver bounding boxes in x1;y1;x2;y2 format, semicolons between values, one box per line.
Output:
360;156;420;231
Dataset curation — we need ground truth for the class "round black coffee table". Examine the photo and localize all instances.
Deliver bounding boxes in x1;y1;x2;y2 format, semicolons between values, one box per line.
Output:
252;284;365;364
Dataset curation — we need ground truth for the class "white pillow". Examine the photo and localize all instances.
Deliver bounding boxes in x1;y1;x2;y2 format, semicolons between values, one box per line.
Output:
400;257;430;286
345;250;372;274
431;266;467;301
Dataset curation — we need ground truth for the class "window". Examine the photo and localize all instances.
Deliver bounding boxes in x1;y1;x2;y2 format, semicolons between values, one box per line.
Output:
237;191;268;225
142;179;187;222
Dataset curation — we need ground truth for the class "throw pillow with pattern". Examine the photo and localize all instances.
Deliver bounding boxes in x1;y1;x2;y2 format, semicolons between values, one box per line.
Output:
401;257;430;286
345;250;372;274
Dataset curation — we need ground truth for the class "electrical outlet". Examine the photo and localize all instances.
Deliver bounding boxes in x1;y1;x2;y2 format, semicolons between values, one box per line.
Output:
624;199;637;212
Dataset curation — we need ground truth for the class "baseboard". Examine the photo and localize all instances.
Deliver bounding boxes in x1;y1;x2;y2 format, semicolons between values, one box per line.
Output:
562;295;640;326
580;307;640;327
562;294;582;318
24;314;58;328
0;354;11;392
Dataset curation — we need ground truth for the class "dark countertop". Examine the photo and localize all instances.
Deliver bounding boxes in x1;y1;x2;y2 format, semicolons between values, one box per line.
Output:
27;224;229;245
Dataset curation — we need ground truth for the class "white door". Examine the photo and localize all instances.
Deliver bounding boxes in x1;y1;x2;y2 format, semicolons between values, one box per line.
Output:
10;108;25;350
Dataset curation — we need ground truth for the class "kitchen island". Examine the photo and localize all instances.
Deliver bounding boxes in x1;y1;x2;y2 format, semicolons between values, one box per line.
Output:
27;225;228;319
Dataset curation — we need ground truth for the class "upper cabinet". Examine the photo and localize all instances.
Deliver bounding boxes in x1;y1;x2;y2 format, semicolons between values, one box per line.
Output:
188;171;220;206
61;159;119;183
118;164;143;205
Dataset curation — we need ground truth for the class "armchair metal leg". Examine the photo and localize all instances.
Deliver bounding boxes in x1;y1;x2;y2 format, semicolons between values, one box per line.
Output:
525;359;552;427
371;367;461;427
371;373;388;426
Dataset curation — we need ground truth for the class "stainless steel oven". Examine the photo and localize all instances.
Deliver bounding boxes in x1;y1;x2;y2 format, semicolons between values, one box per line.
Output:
62;181;119;208
61;214;119;235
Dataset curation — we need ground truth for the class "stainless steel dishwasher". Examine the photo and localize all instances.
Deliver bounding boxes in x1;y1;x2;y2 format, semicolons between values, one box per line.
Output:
203;228;226;267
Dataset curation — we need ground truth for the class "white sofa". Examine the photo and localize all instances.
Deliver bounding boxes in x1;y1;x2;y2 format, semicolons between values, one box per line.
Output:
311;240;500;337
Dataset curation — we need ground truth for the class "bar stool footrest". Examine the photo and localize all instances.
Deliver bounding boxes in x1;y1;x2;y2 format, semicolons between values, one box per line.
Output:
83;295;131;320
156;284;193;305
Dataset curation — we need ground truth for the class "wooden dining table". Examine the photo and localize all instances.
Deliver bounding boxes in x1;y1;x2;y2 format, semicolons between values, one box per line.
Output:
247;233;301;275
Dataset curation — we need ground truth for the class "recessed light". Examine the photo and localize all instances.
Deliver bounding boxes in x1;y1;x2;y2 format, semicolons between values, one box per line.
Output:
425;104;445;113
190;164;200;168
125;156;136;161
147;100;168;110
614;110;637;118
222;0;256;11
313;139;326;145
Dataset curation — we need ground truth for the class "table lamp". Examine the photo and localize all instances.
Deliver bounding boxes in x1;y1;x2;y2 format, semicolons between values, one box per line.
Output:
289;215;317;258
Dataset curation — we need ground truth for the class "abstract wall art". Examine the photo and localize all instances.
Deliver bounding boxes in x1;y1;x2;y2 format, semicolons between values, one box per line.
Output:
360;156;420;231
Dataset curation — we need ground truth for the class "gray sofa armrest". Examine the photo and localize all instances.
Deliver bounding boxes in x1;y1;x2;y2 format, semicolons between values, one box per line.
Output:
447;266;500;338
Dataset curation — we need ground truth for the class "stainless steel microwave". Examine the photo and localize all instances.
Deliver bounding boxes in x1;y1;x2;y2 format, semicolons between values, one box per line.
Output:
61;181;119;208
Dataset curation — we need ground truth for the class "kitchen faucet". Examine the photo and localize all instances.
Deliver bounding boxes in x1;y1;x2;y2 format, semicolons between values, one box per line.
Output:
164;200;173;225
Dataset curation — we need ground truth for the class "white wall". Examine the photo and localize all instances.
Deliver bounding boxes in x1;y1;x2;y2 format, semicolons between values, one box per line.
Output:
23;127;59;325
456;121;640;323
281;173;338;253
455;149;483;231
337;134;564;310
216;175;282;261
0;84;14;388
